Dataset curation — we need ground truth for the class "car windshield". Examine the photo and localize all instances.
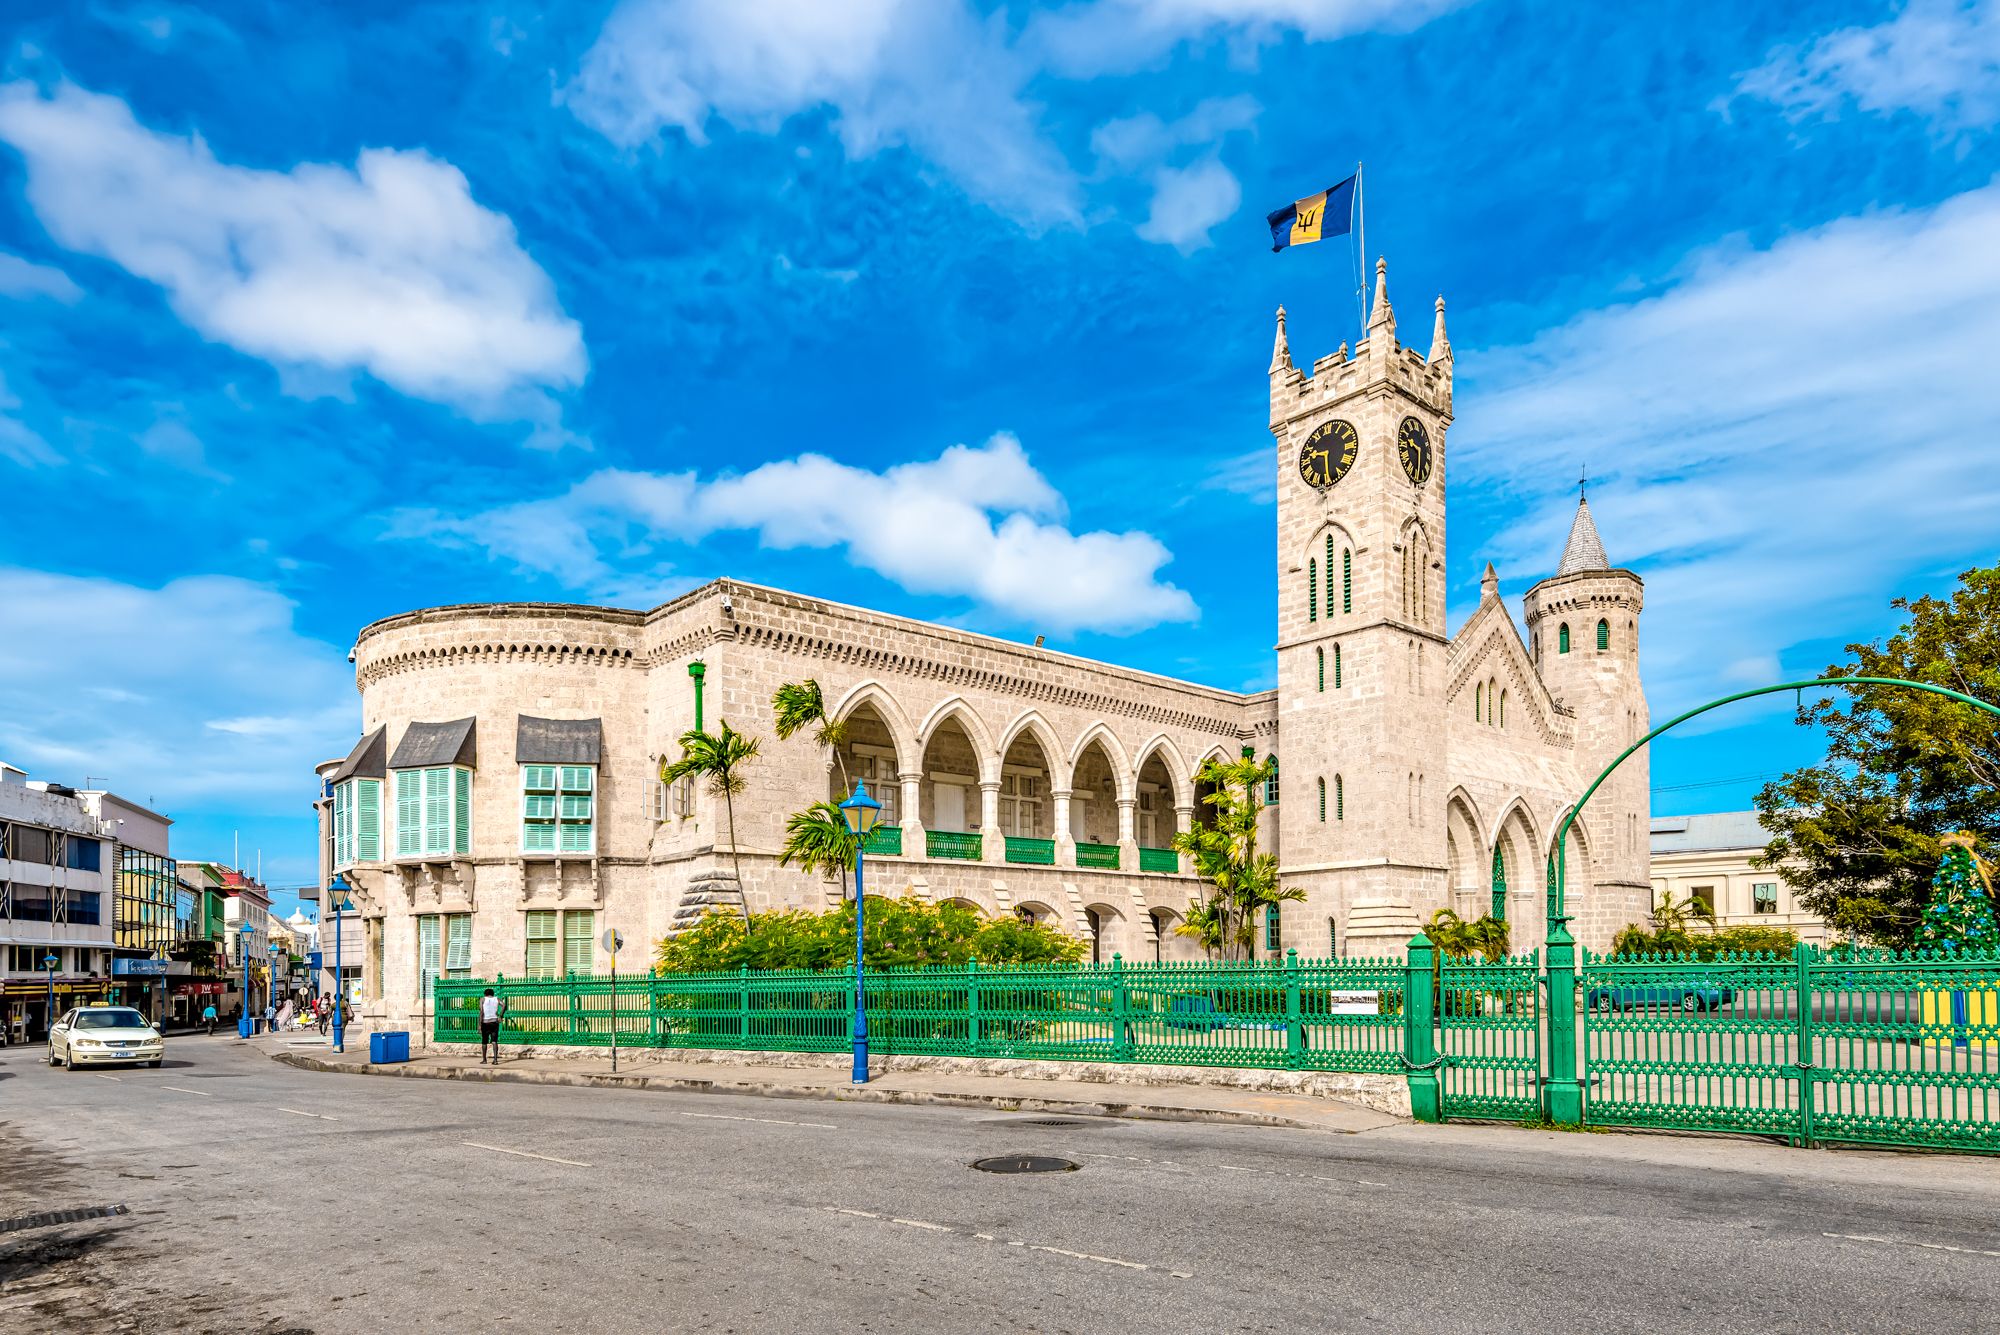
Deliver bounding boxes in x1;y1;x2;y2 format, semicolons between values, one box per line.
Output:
73;1009;150;1029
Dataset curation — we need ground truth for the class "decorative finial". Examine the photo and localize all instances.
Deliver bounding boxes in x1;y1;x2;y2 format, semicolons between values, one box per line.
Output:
1579;464;1588;499
1269;304;1293;374
1480;562;1499;601
1429;294;1451;363
1368;255;1393;330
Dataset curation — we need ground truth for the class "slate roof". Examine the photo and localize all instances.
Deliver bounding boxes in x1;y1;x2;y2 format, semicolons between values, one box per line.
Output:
387;718;477;770
516;716;602;766
329;726;387;783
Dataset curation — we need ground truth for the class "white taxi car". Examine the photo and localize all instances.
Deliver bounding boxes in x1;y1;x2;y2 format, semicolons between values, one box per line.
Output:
47;1005;165;1070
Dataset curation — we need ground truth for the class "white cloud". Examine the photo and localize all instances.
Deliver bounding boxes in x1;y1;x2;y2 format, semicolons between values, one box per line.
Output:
0;568;355;816
0;250;81;302
1090;95;1260;170
568;0;1081;227
0;82;586;439
0;371;58;466
390;433;1197;634
1459;182;2000;712
1032;0;1470;75
1728;0;2000;130
1135;156;1243;251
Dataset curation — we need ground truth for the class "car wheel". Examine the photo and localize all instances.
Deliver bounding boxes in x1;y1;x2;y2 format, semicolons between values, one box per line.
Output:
148;1059;162;1069
47;1044;59;1067
63;1049;76;1071
1681;993;1702;1013
1592;995;1614;1014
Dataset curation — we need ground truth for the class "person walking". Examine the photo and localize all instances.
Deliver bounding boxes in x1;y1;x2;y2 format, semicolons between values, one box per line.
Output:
478;988;505;1064
262;1001;276;1035
202;1000;218;1036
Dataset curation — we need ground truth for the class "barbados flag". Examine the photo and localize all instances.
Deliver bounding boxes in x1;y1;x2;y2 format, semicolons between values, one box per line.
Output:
1266;175;1356;252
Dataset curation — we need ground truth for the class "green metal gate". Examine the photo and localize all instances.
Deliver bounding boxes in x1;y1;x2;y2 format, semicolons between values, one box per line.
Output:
1437;952;1541;1121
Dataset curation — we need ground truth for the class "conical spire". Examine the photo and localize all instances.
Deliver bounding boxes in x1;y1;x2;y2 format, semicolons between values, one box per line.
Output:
1556;493;1610;575
1429;295;1451;363
1480;561;1499;601
1368;256;1393;329
1269;305;1292;374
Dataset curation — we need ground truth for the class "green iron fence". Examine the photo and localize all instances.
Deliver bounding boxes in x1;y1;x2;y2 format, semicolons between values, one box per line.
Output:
434;951;1409;1074
1436;951;1542;1122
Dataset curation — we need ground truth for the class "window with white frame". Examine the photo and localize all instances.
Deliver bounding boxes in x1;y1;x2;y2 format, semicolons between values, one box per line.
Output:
523;765;596;853
393;766;471;859
416;912;472;1000
331;778;382;868
851;749;900;824
1753;882;1779;914
999;771;1041;837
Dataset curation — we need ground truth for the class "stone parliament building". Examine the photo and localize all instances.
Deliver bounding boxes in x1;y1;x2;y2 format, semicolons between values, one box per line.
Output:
317;260;1651;1025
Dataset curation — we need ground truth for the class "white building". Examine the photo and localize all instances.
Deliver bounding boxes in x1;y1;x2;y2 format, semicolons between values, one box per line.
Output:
1;763;116;1041
1650;811;1828;943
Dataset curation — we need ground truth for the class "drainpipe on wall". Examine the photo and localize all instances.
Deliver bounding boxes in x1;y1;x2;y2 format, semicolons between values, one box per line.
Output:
689;661;706;733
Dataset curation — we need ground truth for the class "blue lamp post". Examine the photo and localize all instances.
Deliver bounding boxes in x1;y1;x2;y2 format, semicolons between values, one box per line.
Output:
237;929;253;1038
43;953;58;1038
838;781;883;1085
328;876;350;1053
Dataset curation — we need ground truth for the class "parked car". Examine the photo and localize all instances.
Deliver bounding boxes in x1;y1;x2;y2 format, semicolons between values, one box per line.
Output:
1160;994;1285;1032
1587;983;1734;1014
47;1006;165;1070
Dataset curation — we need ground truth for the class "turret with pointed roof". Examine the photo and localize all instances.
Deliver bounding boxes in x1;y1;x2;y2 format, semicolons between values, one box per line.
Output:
1556;494;1610;575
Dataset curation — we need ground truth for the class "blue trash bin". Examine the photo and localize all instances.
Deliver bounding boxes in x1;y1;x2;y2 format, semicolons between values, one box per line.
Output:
369;1030;410;1064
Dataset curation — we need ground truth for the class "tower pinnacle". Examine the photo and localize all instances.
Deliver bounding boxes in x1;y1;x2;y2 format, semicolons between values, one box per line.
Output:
1368;256;1393;330
1430;295;1451;364
1270;305;1292;374
1556;494;1610;576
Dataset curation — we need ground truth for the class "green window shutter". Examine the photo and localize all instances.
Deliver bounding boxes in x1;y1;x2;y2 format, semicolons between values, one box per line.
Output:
1334;644;1342;688
1475;684;1483;722
1342;548;1351;614
560;766;593;792
356;779;381;862
445;914;472;975
1266;903;1281;953
1597;619;1610;651
1317;647;1324;692
525;911;557;979
395;771;421;856
525;794;558;819
333;782;351;868
1264;758;1278;805
423;767;449;855
1336;775;1344;820
1558;623;1571;654
524;819;557;853
524;765;556;791
454;767;471;856
1308;558;1317;622
560;793;593;822
563;911;593;976
1325;535;1335;617
418;915;440;1001
1491;843;1508;922
1317;778;1326;822
559;820;592;853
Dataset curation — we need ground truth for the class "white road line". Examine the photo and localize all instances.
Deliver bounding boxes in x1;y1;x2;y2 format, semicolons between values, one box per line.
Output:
670;1110;836;1130
822;1207;1189;1278
1824;1232;2000;1259
463;1141;592;1168
277;1107;339;1121
94;1074;121;1081
161;1086;212;1098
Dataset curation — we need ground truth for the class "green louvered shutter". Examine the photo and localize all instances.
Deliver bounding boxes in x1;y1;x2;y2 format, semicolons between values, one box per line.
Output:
1308;558;1317;622
333;782;352;867
1326;535;1335;617
418;915;440;1002
525;911;557;978
395;771;421;857
454;767;471;855
423;767;449;856
1342;546;1351;614
355;779;381;862
563;911;593;976
445;914;472;976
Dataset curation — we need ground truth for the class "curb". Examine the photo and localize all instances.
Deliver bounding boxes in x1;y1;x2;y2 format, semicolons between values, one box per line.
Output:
270;1051;1352;1131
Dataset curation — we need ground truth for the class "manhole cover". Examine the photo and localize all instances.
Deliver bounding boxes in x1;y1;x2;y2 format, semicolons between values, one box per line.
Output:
973;1155;1079;1174
0;1204;129;1235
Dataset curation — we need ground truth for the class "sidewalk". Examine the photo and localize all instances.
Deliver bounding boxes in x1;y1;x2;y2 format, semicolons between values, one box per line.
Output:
272;1044;1405;1134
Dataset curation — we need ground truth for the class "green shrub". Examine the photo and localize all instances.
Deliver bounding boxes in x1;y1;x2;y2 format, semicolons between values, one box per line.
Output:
1609;923;1799;960
654;897;1085;974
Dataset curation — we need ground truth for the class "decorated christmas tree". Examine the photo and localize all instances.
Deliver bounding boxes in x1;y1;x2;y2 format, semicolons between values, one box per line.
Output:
1912;832;2000;955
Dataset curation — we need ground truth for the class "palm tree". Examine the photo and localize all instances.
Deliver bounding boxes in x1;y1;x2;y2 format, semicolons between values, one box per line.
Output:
772;679;851;792
661;721;761;927
779;801;860;899
1426;907;1475;960
1171;754;1300;960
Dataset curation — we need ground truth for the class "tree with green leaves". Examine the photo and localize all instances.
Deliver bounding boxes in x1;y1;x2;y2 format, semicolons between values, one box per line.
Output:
778;800;860;899
1171;754;1302;960
772;679;851;792
653;897;1084;973
661;720;761;928
1755;564;2000;946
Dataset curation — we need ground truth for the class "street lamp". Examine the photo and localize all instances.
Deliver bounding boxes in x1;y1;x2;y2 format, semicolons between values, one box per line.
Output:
328;876;351;1053
237;929;254;1038
43;953;58;1039
838;781;883;1085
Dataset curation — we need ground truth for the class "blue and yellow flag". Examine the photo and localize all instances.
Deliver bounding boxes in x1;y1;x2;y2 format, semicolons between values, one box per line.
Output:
1266;175;1356;252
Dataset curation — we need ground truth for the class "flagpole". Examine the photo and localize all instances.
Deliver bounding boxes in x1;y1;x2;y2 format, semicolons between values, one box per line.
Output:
1354;160;1367;339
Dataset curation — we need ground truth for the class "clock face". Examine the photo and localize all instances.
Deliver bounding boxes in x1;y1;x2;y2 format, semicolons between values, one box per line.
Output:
1298;419;1359;491
1398;416;1433;485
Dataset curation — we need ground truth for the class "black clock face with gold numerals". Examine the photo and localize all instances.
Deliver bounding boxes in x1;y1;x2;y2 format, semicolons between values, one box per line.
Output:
1398;416;1433;485
1298;419;1359;490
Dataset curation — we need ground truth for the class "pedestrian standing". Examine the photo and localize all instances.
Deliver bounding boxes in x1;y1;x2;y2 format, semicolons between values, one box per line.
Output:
478;987;505;1064
263;1001;276;1035
202;1001;218;1036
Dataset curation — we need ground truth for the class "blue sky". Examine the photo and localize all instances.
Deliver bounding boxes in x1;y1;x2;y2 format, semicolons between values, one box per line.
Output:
2;1;1997;913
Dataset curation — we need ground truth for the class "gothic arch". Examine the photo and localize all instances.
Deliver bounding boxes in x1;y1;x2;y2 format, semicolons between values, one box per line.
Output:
995;709;1064;781
1444;788;1485;915
827;680;917;771
916;696;998;783
1131;734;1193;809
1066;723;1134;802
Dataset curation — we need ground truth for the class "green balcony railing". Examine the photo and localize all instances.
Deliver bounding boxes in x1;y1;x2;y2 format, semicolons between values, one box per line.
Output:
1005;837;1056;865
1139;846;1179;874
927;830;984;861
861;825;902;856
1075;842;1120;870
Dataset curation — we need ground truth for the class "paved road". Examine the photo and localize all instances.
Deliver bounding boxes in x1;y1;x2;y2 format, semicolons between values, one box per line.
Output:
2;1035;1997;1334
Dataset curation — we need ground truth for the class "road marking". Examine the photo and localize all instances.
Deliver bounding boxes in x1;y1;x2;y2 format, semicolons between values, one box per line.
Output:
463;1141;592;1168
1824;1232;2000;1259
94;1074;121;1082
822;1207;1189;1278
1090;1152;1382;1192
277;1108;339;1121
160;1086;212;1098
668;1110;835;1130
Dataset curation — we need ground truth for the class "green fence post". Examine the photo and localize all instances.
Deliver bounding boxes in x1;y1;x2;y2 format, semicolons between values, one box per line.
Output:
738;964;751;1048
1112;954;1133;1061
1405;932;1442;1122
1543;919;1583;1126
648;975;660;1048
1284;948;1304;1070
567;973;580;1044
966;959;981;1054
1793;940;1817;1148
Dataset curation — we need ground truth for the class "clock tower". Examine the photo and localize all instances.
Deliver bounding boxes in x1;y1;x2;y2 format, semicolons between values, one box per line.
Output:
1268;259;1455;943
